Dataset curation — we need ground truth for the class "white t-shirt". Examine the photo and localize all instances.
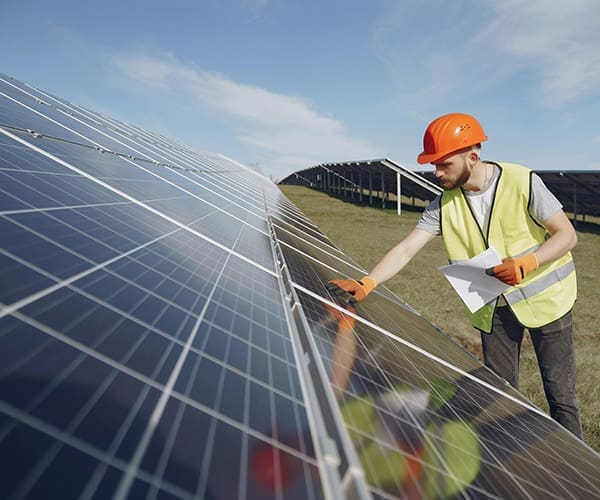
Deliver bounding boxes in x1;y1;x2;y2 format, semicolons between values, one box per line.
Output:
416;163;563;236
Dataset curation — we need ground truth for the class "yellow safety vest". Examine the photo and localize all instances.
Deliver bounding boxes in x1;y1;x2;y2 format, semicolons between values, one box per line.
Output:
440;162;577;333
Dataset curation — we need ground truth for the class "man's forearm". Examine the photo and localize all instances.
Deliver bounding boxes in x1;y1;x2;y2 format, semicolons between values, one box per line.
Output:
535;231;577;266
368;228;435;285
535;211;577;266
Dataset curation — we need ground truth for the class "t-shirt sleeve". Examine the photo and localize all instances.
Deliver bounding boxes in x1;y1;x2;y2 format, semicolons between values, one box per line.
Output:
416;195;441;235
530;173;563;223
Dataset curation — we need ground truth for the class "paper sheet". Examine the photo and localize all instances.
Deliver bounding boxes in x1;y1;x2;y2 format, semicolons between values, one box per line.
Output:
438;247;510;313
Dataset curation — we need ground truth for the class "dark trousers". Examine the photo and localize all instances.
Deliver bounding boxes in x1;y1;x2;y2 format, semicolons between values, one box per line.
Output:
480;307;583;439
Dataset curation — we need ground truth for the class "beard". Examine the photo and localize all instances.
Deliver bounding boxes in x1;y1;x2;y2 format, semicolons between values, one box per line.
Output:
439;163;471;191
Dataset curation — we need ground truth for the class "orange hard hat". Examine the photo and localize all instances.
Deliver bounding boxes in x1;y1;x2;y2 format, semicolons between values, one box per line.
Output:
417;113;487;164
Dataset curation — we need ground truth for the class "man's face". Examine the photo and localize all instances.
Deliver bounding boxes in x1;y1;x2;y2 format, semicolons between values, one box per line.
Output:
432;151;471;190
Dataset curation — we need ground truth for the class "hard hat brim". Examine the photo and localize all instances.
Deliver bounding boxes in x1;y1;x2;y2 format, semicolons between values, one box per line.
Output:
417;149;454;165
417;138;487;165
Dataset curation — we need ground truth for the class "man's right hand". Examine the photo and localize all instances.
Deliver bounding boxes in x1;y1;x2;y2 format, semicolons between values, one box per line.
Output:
326;276;377;305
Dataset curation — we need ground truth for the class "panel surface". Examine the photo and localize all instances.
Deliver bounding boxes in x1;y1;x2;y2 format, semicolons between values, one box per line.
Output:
0;75;323;500
1;74;599;500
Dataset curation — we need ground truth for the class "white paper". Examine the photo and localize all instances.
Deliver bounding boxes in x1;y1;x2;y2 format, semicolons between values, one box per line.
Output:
438;247;510;313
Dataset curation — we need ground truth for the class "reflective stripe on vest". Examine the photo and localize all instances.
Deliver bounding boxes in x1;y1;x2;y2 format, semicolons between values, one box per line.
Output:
440;162;577;332
504;259;575;306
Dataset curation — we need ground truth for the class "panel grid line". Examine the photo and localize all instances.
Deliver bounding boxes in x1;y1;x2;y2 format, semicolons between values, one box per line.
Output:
2;312;319;497
0;401;196;500
0;197;187;217
3;266;304;412
0;127;277;277
299;289;600;493
114;221;269;499
335;307;534;499
293;282;547;419
1;115;270;229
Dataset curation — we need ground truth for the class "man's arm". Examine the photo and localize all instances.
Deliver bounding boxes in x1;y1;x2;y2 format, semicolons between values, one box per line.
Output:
369;227;436;285
534;210;577;266
489;210;577;285
326;227;435;303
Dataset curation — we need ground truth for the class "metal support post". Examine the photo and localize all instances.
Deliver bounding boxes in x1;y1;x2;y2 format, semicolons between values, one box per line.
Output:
358;171;363;202
396;172;401;215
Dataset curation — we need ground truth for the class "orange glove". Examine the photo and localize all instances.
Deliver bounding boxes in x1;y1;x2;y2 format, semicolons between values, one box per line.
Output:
326;276;377;304
486;254;538;286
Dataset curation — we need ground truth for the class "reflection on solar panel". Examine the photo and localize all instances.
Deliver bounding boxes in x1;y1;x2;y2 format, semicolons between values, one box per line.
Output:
1;73;599;500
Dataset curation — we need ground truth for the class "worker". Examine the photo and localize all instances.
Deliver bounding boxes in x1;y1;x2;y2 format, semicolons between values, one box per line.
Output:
328;112;582;439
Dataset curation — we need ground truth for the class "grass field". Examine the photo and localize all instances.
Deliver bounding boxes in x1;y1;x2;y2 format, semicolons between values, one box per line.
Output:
280;185;599;452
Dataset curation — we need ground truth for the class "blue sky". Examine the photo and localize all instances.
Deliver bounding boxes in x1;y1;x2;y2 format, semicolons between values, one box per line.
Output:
2;0;600;181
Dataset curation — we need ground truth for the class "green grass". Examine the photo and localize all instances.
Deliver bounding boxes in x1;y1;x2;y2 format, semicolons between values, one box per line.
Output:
280;185;600;452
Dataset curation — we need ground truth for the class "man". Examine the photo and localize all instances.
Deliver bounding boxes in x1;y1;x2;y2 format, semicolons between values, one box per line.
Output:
328;112;582;438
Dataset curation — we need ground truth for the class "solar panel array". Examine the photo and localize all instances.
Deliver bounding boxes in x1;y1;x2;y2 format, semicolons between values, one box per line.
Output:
1;73;599;500
280;160;600;219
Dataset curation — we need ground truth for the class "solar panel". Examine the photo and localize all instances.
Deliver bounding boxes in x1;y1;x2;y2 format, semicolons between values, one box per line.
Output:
1;73;599;500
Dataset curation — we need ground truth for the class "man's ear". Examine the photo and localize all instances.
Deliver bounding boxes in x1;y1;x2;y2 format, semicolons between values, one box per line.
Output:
468;150;480;163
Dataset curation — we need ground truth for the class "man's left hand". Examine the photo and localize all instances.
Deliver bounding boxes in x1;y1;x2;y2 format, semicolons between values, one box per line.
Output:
486;254;538;285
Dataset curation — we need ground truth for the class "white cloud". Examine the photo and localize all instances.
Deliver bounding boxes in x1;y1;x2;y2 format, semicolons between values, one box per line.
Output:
373;0;600;107
484;0;600;106
113;53;375;178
